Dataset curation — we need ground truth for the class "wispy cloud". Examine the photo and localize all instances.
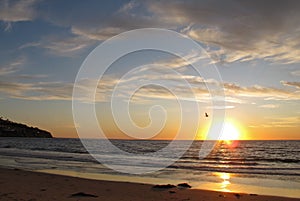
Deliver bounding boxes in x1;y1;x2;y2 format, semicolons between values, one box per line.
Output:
259;104;279;109
291;70;300;76
206;105;235;110
262;116;300;128
71;27;125;41
281;81;300;89
224;82;300;100
183;26;300;64
1;76;300;104
4;0;299;64
1;54;299;104
19;35;98;57
87;72;300;104
40;34;98;57
147;0;300;64
0;57;26;75
64;0;300;64
41;1;176;41
0;0;38;31
0;57;48;80
11;74;48;80
0;78;115;102
0;65;19;76
0;81;73;101
18;42;40;50
151;51;209;70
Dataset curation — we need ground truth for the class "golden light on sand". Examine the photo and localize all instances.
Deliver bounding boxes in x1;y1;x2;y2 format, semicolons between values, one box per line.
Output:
220;172;230;180
216;172;231;192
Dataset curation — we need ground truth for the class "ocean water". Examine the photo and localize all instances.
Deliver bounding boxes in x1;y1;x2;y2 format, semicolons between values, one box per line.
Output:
0;138;299;197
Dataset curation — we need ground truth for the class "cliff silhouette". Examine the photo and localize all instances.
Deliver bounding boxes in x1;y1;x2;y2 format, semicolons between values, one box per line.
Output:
0;117;52;138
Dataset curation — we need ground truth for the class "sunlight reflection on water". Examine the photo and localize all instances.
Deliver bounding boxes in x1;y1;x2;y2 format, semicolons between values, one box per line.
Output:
214;156;231;192
216;172;231;192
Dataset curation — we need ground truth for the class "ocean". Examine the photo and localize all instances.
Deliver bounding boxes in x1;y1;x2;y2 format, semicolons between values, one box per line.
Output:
0;138;299;198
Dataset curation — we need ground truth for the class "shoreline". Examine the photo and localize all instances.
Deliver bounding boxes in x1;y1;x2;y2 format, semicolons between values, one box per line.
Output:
37;168;300;199
0;168;299;201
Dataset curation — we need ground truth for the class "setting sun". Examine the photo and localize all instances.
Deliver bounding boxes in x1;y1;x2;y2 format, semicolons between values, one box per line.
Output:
219;122;240;141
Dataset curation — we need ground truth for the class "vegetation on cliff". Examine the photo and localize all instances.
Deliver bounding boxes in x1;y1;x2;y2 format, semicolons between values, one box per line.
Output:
0;117;52;138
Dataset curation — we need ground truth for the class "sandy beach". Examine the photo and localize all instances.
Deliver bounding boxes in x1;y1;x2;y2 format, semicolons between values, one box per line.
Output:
0;168;298;201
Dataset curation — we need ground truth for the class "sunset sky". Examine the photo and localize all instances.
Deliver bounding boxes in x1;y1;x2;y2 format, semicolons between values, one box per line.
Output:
0;0;299;139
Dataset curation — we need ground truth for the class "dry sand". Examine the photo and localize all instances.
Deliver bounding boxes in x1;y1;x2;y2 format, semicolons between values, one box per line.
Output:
0;168;299;201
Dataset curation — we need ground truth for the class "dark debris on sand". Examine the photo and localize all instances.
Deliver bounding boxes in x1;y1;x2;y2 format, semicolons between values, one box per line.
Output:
152;184;176;189
153;183;192;191
70;192;98;198
234;193;241;199
177;183;192;188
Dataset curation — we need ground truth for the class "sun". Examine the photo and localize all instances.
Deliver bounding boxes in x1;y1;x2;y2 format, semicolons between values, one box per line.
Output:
199;119;246;141
219;122;240;141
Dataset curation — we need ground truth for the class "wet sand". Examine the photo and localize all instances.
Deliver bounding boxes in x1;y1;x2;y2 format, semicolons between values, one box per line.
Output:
0;168;299;201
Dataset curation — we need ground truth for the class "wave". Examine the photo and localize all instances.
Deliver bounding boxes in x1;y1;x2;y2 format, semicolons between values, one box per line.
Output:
181;156;300;164
168;165;300;176
0;138;299;179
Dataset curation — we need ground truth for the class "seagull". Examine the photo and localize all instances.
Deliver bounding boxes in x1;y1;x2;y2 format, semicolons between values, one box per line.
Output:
205;113;209;117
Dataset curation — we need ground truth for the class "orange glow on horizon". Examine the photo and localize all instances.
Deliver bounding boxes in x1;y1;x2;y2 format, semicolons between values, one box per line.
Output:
201;119;248;141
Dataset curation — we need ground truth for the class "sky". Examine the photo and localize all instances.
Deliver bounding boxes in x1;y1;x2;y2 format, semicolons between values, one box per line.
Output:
0;0;299;140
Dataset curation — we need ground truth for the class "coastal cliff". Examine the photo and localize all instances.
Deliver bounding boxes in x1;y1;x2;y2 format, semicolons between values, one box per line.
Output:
0;117;52;138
